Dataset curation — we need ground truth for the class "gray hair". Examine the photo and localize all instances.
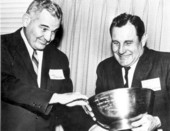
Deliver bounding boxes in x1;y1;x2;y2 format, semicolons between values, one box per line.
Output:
26;0;62;21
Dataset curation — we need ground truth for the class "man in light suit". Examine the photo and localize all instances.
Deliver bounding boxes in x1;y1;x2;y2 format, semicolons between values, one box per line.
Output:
1;0;91;131
90;13;170;131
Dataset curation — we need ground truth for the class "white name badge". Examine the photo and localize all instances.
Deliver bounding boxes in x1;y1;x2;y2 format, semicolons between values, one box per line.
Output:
49;69;65;80
141;77;161;91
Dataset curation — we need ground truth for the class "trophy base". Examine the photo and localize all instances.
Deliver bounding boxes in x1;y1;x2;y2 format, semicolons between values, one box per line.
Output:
110;119;132;131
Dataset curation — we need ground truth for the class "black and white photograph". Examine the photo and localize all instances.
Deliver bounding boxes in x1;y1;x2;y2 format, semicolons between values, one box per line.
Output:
1;0;170;131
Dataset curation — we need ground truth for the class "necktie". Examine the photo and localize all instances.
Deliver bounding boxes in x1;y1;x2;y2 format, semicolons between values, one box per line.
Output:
124;67;131;87
32;50;39;75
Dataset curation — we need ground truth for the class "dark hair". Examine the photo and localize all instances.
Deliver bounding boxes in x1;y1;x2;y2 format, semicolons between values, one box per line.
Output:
26;0;62;21
110;13;145;41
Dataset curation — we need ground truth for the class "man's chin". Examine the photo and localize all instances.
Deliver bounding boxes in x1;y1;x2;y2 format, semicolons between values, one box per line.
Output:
37;45;46;50
119;61;130;67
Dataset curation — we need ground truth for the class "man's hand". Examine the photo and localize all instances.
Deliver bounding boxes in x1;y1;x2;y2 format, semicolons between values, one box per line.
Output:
82;104;96;121
89;124;108;131
49;92;88;106
131;113;161;131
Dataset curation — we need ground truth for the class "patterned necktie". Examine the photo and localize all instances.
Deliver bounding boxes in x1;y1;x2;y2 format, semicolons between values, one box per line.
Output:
32;50;39;75
124;67;131;87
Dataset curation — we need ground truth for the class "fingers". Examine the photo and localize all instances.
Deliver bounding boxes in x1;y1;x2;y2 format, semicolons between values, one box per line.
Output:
129;114;143;122
64;92;88;106
131;114;161;131
131;114;147;128
50;92;88;106
71;92;88;100
82;104;96;121
89;124;108;131
87;110;96;121
82;104;92;114
83;103;92;112
65;93;97;121
66;99;88;106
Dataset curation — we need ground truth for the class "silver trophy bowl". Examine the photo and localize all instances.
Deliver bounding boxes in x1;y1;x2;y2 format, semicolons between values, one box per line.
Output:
88;88;154;131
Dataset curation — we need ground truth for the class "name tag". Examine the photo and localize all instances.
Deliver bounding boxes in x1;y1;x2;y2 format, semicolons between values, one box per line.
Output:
157;129;163;131
49;69;65;80
141;77;161;91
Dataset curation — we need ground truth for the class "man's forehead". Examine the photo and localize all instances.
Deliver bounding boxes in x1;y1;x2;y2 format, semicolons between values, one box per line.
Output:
38;9;61;29
112;23;137;38
114;22;135;31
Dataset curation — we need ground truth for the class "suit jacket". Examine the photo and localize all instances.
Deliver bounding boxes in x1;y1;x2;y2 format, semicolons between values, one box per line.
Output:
96;47;170;131
1;28;73;131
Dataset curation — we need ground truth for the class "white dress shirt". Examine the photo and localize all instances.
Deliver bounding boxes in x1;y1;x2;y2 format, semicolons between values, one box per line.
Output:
21;28;43;87
122;60;139;88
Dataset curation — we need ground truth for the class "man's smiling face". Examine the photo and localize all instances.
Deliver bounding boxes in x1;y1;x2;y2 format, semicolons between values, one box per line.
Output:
111;22;144;67
24;9;61;51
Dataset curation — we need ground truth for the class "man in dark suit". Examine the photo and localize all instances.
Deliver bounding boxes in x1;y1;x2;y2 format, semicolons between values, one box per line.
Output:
1;0;90;131
90;13;170;131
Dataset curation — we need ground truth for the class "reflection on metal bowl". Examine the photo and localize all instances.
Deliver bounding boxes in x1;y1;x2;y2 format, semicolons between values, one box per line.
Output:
88;88;154;131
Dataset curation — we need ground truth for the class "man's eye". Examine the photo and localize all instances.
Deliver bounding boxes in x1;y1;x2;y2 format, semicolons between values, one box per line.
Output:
113;42;119;45
125;41;133;45
41;28;48;32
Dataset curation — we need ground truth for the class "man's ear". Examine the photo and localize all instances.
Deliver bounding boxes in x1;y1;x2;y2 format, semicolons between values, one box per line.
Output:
22;13;31;27
141;33;148;47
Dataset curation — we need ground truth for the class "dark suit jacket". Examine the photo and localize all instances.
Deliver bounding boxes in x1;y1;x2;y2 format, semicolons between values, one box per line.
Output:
1;28;73;131
96;47;170;131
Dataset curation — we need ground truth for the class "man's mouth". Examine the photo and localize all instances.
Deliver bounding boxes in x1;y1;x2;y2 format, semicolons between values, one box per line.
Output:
119;54;130;60
38;39;47;45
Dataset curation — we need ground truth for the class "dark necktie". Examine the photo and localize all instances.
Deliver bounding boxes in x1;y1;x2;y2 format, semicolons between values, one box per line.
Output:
32;50;39;75
124;67;131;87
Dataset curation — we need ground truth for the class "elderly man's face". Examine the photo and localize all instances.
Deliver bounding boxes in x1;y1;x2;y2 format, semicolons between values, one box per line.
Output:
111;22;145;67
23;9;61;50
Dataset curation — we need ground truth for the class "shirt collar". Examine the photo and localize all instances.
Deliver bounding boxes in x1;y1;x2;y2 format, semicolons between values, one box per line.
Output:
20;28;34;58
130;59;139;70
20;28;43;57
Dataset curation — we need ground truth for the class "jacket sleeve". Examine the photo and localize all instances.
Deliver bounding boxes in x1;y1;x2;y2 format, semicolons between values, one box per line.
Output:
95;62;107;94
1;36;54;115
161;54;170;130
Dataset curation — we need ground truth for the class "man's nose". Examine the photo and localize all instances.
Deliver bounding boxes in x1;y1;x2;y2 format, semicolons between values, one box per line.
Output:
118;45;125;54
44;31;52;42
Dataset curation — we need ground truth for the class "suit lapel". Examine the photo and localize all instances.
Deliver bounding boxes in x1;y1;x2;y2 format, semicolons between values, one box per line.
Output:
132;47;152;88
110;57;124;89
40;45;53;89
113;65;124;88
40;49;50;89
11;29;37;84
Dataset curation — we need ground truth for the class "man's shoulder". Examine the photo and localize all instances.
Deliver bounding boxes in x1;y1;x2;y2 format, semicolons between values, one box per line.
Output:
97;56;118;69
143;47;170;67
45;44;68;60
146;47;170;61
1;28;21;38
1;28;22;46
1;32;14;43
100;56;116;64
